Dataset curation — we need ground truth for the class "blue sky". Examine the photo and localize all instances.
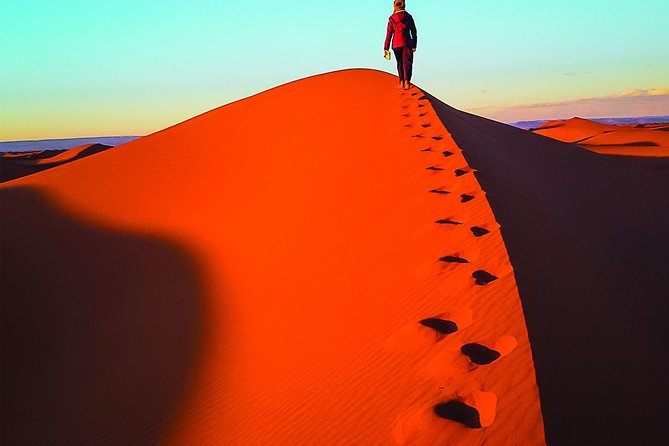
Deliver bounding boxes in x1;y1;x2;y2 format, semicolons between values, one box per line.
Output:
1;0;668;139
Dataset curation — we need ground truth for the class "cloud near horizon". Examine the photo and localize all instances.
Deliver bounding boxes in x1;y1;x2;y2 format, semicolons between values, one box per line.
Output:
474;88;669;122
615;88;669;97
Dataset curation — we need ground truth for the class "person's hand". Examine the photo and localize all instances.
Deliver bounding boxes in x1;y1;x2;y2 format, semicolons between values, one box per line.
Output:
384;50;391;59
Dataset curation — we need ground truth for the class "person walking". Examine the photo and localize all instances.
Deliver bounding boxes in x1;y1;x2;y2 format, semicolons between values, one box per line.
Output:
384;1;418;90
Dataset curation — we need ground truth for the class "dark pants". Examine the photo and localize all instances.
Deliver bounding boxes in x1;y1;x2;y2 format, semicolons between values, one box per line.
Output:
393;47;414;82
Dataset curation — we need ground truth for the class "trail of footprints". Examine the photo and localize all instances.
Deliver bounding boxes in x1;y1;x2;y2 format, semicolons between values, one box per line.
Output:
399;89;515;431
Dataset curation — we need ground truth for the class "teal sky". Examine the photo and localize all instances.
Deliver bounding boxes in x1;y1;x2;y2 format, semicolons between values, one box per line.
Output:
2;0;668;140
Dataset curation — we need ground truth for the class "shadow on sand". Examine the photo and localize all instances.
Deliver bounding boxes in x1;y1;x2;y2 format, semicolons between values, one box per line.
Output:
427;95;669;444
0;144;113;183
1;187;206;446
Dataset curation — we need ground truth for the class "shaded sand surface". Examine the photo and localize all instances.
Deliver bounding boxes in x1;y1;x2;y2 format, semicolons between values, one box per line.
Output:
1;144;113;182
2;70;546;445
0;136;139;152
532;117;669;156
1;188;205;445
427;97;669;445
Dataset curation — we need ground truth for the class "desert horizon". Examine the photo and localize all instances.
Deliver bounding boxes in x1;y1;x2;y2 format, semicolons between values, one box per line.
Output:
2;114;669;151
2;69;668;445
3;96;666;183
2;1;668;445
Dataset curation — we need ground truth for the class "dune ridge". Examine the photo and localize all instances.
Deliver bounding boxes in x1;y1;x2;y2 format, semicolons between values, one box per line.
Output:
531;117;669;156
4;68;666;445
2;69;547;445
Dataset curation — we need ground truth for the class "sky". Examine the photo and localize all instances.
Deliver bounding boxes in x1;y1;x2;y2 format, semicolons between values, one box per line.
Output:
1;0;668;140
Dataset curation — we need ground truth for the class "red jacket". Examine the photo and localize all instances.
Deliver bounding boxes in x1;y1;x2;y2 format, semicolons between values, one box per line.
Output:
384;11;417;50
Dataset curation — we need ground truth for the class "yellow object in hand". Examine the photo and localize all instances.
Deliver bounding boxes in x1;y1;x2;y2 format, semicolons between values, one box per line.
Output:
384;50;391;60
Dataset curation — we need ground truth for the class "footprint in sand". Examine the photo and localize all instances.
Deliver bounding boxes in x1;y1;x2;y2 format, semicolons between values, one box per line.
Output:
418;104;426;108
419;307;473;337
404;123;414;128
470;226;490;237
434;401;482;428
419;318;458;335
412;134;425;139
426;166;444;171
432;136;444;141
434;391;497;429
402;113;411;118
442;150;454;157
386;307;471;352
460;194;476;203
421;147;433;152
472;270;498;285
460;344;501;365
461;336;518;365
419;113;427;117
435;218;462;225
429;188;450;195
454;168;470;177
421;123;432;128
439;256;469;264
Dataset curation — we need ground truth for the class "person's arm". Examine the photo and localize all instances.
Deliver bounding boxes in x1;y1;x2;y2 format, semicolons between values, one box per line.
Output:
410;16;418;51
384;19;394;55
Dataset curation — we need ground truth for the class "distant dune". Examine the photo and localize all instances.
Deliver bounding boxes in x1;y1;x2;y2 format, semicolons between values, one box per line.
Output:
0;144;114;182
510;115;669;130
0;136;140;153
530;117;669;156
2;69;667;445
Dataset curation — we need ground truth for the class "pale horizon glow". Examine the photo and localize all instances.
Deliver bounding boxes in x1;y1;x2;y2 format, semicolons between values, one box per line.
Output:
475;90;669;122
2;0;669;140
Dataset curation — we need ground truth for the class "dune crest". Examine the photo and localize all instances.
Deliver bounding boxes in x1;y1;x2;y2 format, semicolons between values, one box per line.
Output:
2;69;546;445
7;68;666;445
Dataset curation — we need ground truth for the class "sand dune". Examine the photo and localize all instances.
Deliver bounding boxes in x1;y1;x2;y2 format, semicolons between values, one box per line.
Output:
1;143;113;182
2;69;667;445
428;99;669;445
0;136;139;153
531;117;669;156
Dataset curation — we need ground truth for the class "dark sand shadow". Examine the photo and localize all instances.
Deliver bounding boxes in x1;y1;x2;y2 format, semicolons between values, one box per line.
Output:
472;270;498;286
461;343;501;365
426;94;669;444
1;144;112;183
434;401;482;428
419;318;458;335
1;187;206;446
576;139;659;147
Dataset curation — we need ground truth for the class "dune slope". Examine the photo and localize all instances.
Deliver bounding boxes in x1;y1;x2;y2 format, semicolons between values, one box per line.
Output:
7;68;667;445
5;68;667;446
532;117;669;156
1;69;548;445
427;98;669;445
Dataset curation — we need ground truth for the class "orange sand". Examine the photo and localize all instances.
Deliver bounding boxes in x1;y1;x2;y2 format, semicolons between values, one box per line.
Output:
1;70;546;445
531;117;669;156
4;69;668;446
